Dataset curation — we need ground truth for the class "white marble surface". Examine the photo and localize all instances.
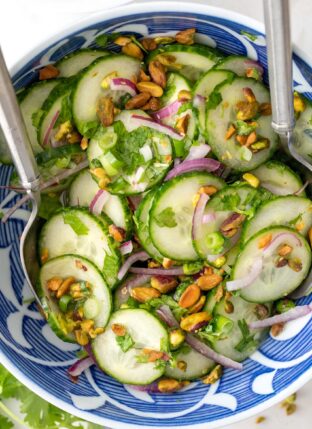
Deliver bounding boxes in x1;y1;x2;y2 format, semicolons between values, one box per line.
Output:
0;0;312;428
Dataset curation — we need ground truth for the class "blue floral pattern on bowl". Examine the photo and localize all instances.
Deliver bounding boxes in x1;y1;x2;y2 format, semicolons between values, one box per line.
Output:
0;7;311;429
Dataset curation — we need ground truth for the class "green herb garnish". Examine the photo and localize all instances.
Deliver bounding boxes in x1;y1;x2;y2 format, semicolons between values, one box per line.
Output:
235;319;258;353
154;207;177;228
63;212;89;236
116;333;135;353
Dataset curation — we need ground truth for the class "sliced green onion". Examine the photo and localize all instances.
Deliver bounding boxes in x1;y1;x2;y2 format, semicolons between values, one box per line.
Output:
206;232;225;254
276;298;296;314
214;315;234;338
58;294;72;313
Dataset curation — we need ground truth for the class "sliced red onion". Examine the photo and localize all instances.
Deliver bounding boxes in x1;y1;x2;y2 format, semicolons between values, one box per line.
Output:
126;274;152;292
249;304;312;329
192;193;210;241
139;145;153;162
152;100;183;121
120;240;134;255
174;158;182;167
50;135;66;148
117;251;150;280
110;77;138;97
68;356;95;377
186;334;243;370
290;268;312;299
226;257;263;292
115;274;152;307
89;189;109;215
43;110;60;146
165;158;222;181
193;94;206;108
125;382;160;393
131;114;183;141
202;211;216;224
185;144;211;161
129;266;185;276
263;232;302;254
244;59;264;75
156;305;179;328
293;180;310;196
128;195;142;211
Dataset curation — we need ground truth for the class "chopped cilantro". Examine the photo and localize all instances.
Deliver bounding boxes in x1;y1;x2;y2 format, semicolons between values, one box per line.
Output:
95;32;121;47
79;120;99;138
154;207;177;228
116;333;135;352
288;213;303;227
177;101;193;115
183;261;204;275
31;109;44;128
206;91;222;110
240;30;258;41
154;358;167;371
234;120;258;136
103;253;120;284
135;354;149;364
54;94;72;127
235;319;259;353
63;212;89;235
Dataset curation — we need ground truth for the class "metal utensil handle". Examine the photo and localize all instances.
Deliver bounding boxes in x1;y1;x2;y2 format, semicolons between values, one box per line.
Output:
0;47;40;190
263;0;295;134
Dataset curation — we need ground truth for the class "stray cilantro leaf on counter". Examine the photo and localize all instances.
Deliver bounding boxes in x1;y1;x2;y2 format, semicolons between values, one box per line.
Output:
63;212;89;236
235;319;259;353
154;207;177;228
116;333;135;352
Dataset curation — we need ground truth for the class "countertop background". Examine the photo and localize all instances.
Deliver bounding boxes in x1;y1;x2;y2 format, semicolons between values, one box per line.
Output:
0;0;311;428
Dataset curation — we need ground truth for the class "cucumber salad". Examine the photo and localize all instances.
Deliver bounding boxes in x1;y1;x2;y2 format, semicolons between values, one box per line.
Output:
3;28;312;392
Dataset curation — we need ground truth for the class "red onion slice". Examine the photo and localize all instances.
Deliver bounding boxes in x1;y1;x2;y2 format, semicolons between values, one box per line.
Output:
120;240;134;255
124;382;160;393
152;100;183;121
192;193;210;240
249;304;312;329
293;180;310;196
128;195;142;211
68;356;95;377
131;114;183;141
193;94;206;108
43;110;60;146
110;78;138;97
89;189;109;215
117;251;150;280
156;305;179;328
129;266;185;276
185;144;211;161
165;158;222;181
226;257;263;292
186;334;243;370
263;232;302;254
202;211;216;224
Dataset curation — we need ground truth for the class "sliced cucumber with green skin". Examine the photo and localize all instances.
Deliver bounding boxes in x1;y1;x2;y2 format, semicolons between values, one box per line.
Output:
161;72;191;106
214;55;262;78
250;160;306;196
19;80;59;154
92;309;168;384
37;79;75;147
206;77;278;171
38;254;112;342
56;49;109;77
193;69;234;133
135;189;164;262
39;207;120;288
72;55;140;135
165;347;215;381
150;172;225;261
147;44;223;82
87;112;172;195
68;169;133;237
212;296;272;362
242;196;312;243
232;226;311;303
193;183;271;259
294;96;312;163
203;288;220;315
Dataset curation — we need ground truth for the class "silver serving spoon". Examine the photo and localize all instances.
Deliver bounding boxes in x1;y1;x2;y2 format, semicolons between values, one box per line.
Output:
0;47;43;307
263;0;312;173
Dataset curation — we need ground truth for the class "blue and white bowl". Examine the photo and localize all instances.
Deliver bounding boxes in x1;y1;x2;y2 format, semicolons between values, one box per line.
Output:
1;2;312;428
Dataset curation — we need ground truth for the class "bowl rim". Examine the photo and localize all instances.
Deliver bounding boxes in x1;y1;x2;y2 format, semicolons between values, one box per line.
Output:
1;2;312;428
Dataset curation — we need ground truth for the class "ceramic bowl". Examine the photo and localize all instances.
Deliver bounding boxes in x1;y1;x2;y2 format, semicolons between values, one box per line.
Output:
0;2;311;428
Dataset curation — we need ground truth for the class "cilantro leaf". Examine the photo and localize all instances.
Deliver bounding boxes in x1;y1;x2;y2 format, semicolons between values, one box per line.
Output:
79;120;99;138
235;319;259;353
54;94;72;127
206;91;222;110
31;109;45;129
233;120;258;136
177;101;193;115
183;261;204;275
39;194;62;220
154;207;177;228
103;253;120;284
145;295;187;321
116;333;135;352
240;30;258;41
0;414;13;429
63;212;89;235
95;32;121;47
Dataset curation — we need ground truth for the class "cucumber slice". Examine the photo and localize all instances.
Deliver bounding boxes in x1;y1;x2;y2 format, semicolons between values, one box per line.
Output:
72;54;140;135
212;296;272;362
37;79;74;147
294;96;312;163
38;255;112;342
87;111;172;195
232;226;311;302
135;189;164;262
214;55;261;78
193;69;234;133
150;172;225;261
147;44;223;82
206;77;278;171
56;49;109;77
250;160;306;196
19;80;59;154
193;183;271;259
165;347;215;380
203;288;220;315
161;72;191;107
92;309;168;384
242;196;312;243
68;169;133;236
39;208;120;288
